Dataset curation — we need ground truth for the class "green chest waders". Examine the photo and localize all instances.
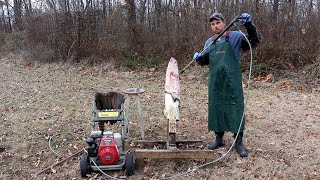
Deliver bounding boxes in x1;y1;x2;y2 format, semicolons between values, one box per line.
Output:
208;35;245;133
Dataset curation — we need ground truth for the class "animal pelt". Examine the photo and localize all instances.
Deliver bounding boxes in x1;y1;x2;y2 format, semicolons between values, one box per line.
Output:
95;92;125;130
164;93;180;121
95;92;125;110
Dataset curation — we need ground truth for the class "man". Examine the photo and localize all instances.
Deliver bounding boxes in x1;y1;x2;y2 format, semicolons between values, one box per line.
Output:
193;12;260;157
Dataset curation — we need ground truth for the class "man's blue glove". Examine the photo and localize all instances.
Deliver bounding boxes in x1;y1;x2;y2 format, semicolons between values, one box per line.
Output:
238;13;251;25
193;52;202;61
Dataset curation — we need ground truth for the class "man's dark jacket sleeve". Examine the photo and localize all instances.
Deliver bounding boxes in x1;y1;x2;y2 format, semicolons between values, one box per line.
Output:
241;22;260;50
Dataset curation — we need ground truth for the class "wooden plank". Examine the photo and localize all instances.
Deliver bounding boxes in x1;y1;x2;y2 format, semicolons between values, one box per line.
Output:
134;149;216;159
133;140;202;146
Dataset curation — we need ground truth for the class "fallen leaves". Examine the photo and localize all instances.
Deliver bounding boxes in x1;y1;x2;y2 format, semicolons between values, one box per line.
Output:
22;154;29;160
242;164;252;171
274;171;285;179
296;86;306;93
254;74;274;83
34;157;41;167
279;158;291;166
50;167;57;174
181;117;189;122
2;56;320;179
79;66;99;76
269;142;276;145
24;62;33;69
254;114;266;120
148;67;157;72
276;80;293;89
236;156;242;164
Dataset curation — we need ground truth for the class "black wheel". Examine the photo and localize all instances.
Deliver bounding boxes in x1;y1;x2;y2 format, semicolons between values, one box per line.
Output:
124;153;135;176
80;155;91;178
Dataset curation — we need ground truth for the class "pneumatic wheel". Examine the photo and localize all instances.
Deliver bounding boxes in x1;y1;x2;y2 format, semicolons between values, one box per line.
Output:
80;155;91;178
124;153;135;176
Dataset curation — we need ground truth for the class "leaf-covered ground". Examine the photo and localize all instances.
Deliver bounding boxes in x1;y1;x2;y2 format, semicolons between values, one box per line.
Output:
0;55;319;179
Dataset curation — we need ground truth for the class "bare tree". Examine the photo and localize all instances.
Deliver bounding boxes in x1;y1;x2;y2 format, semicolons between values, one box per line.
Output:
125;0;137;49
1;1;5;31
272;0;279;22
318;0;320;20
154;0;161;29
138;0;147;24
23;0;32;17
1;0;317;70
13;0;23;30
5;0;11;32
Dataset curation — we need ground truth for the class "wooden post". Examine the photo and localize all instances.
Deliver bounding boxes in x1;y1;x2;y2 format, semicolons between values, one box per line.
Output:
167;118;177;149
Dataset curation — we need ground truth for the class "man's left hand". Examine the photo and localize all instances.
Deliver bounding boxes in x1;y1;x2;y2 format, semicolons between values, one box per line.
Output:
238;13;251;25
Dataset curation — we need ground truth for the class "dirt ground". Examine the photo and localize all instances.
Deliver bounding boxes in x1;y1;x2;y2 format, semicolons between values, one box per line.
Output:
0;54;319;180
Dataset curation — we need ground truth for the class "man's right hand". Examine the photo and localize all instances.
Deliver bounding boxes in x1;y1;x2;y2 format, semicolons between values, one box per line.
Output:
193;52;202;61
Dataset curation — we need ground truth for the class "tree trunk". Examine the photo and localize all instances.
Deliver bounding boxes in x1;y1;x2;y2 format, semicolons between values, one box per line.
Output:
174;0;180;33
5;0;11;32
126;0;136;24
255;0;259;12
75;11;82;62
272;0;279;22
154;0;161;29
139;0;147;24
1;4;5;31
108;0;112;16
13;0;23;30
102;0;106;17
194;0;199;20
125;0;137;49
318;0;320;21
22;0;32;17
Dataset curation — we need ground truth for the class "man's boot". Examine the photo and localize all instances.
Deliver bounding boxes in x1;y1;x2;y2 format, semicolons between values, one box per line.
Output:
208;132;224;150
234;132;248;157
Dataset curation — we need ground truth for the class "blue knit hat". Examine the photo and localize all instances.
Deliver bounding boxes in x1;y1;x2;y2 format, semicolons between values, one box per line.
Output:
209;13;224;22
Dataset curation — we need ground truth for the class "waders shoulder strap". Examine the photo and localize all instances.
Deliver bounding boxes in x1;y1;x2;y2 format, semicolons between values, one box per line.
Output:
225;31;230;42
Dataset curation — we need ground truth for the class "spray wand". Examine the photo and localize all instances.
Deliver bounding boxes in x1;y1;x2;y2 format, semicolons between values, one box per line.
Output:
180;15;245;74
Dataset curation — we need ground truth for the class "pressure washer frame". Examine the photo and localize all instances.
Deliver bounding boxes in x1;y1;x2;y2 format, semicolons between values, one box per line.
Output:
80;97;135;178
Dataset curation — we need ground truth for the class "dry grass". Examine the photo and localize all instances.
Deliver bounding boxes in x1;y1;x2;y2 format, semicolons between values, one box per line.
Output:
0;54;319;179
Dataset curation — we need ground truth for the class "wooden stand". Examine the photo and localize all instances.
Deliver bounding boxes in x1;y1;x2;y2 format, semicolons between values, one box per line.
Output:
167;117;177;149
134;118;215;165
123;88;145;139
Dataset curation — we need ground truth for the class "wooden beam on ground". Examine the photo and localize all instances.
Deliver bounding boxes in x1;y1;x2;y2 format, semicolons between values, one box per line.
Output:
134;149;216;159
133;140;202;147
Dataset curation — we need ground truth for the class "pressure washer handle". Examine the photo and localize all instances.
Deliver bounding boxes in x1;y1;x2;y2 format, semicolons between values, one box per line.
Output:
180;15;242;74
180;59;195;74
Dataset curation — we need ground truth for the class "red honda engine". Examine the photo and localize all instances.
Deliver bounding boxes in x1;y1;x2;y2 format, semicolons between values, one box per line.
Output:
98;137;120;165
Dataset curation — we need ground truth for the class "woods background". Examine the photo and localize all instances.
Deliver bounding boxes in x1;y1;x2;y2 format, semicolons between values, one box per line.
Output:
0;0;319;74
